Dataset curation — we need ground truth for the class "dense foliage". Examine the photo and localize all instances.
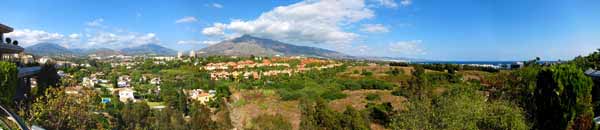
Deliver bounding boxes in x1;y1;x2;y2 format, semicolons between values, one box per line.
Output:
0;61;18;106
248;114;293;130
37;63;61;96
26;87;232;130
299;98;370;130
534;64;594;130
26;88;101;129
391;84;528;129
572;49;600;70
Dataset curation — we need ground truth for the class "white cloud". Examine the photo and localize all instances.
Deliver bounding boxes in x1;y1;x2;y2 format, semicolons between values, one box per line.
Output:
177;40;219;45
86;32;119;46
7;19;162;49
374;0;411;8
201;0;374;45
360;24;389;33
356;45;372;53
177;40;201;45
212;3;223;8
83;19;161;48
68;34;80;39
5;29;80;47
86;18;105;27
175;16;199;24
202;40;220;45
400;0;412;6
201;23;227;36
389;40;425;55
86;32;159;48
376;0;398;8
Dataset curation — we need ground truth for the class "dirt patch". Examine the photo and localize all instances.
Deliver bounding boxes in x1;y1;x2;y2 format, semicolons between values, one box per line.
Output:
328;90;406;112
370;123;388;130
460;70;492;81
230;89;406;130
230;89;301;130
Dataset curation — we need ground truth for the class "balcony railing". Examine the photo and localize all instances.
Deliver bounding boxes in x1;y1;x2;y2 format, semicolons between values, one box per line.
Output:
18;66;41;78
585;69;600;78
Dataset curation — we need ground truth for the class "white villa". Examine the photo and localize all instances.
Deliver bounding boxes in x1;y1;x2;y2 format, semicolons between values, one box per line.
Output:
186;89;215;104
118;88;136;102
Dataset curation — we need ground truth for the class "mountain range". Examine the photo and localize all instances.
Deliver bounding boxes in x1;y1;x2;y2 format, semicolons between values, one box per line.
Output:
25;43;77;57
199;35;352;59
120;44;177;56
25;43;177;56
23;35;416;61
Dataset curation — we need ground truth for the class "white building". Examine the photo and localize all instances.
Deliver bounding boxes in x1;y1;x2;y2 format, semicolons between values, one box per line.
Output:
118;88;136;102
82;77;97;87
117;81;129;88
150;77;161;85
189;50;196;57
187;89;215;104
177;51;183;58
153;56;175;61
37;57;52;64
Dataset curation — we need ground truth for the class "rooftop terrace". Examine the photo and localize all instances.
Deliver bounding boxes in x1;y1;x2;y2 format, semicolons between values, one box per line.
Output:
0;23;23;53
18;66;42;78
0;43;24;53
0;23;13;33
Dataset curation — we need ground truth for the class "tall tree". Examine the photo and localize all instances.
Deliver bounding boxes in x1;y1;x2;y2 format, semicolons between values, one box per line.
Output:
28;88;102;130
120;101;151;129
188;102;217;129
341;106;370;130
299;98;319;130
534;64;594;130
37;63;60;96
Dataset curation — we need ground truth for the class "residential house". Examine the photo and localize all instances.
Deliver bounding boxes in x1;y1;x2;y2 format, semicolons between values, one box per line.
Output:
118;75;131;87
189;50;196;57
82;77;97;87
150;77;161;85
186;89;215;104
118;88;136;102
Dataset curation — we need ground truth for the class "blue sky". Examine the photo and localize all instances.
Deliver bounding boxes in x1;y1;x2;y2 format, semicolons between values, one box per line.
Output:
1;0;599;61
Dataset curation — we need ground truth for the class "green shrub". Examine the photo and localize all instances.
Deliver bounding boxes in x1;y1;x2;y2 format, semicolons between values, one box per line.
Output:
366;93;380;101
339;80;361;90
386;68;404;76
391;84;529;130
321;91;347;100
361;69;373;76
357;78;394;90
366;102;394;125
278;89;304;101
0;61;17;106
478;101;528;130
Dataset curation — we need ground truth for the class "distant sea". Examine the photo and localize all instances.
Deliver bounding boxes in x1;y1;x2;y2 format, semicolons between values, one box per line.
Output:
411;61;559;65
